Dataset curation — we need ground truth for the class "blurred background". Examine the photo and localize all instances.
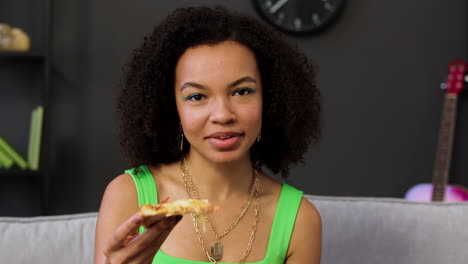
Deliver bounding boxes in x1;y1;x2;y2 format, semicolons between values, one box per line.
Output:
0;0;467;216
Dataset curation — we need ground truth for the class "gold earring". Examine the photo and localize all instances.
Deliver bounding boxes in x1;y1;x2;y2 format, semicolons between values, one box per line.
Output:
256;131;261;142
179;125;184;151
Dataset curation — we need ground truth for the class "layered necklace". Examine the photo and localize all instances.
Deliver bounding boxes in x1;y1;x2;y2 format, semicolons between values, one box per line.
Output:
180;158;260;264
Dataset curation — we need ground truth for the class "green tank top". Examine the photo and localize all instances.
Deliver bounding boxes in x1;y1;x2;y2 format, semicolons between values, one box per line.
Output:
126;165;303;264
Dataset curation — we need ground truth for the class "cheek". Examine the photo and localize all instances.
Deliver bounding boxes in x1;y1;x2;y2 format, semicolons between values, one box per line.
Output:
176;99;197;130
179;107;206;135
239;102;262;128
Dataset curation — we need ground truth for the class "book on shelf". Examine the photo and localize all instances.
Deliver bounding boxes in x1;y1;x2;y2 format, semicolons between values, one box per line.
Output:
27;106;44;171
27;106;37;169
0;135;28;169
0;105;44;172
0;147;15;169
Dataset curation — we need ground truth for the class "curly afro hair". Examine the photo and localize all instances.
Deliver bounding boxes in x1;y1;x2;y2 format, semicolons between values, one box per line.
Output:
117;6;321;178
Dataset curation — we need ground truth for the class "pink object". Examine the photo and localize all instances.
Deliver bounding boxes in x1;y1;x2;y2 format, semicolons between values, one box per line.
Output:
405;183;468;202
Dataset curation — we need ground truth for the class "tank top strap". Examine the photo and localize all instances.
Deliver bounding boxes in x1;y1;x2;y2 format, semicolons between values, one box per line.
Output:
265;183;303;262
125;165;158;234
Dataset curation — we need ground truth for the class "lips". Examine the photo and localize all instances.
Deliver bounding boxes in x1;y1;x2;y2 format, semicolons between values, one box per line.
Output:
206;132;243;139
206;131;243;149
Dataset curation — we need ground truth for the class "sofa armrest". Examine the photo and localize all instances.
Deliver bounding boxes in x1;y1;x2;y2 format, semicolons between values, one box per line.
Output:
0;212;97;264
306;195;468;264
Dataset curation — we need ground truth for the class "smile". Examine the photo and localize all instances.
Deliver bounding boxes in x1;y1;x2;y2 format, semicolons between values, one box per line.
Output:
206;132;244;149
206;131;243;139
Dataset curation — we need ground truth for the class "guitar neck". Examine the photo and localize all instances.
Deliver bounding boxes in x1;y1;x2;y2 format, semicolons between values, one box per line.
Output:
432;93;458;201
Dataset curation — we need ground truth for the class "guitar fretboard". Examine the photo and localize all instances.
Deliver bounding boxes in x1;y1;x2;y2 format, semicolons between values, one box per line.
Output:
432;93;458;201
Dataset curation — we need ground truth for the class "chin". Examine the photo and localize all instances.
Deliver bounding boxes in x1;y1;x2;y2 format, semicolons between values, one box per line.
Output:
210;152;248;164
192;148;250;165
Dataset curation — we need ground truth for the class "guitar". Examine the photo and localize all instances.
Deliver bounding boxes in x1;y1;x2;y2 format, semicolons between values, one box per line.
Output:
405;60;468;202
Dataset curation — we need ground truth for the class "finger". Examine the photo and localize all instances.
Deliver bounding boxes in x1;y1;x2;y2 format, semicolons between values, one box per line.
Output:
129;216;182;263
127;215;180;248
141;214;166;228
150;218;179;247
103;215;179;263
149;214;182;229
108;213;142;251
123;230;138;247
136;230;170;264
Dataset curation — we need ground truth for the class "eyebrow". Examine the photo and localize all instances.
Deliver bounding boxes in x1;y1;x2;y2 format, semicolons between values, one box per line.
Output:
180;76;257;91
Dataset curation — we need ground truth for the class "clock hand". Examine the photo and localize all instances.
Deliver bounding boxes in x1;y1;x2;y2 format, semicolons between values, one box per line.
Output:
269;0;289;14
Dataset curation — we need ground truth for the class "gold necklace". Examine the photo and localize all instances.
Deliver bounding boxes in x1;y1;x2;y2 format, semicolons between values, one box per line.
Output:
181;157;257;260
180;158;260;264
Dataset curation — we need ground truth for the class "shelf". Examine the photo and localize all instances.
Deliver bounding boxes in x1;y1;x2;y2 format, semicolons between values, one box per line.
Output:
1;171;42;216
1;0;51;216
0;51;45;62
0;169;42;178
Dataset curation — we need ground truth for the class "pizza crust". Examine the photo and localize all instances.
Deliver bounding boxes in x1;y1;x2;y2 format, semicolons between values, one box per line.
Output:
138;198;219;228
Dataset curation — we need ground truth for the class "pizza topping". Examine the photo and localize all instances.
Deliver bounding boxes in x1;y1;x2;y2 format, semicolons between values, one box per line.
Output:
138;198;219;228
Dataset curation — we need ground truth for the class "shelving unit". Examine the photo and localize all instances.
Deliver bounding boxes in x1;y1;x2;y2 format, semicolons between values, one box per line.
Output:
0;0;51;216
0;51;45;61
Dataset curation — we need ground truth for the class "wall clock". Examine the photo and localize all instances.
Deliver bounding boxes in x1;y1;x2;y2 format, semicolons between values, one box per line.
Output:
252;0;345;35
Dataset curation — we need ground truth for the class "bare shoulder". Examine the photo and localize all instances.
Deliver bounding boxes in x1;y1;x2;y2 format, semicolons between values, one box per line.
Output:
94;173;139;262
286;196;322;264
100;173;139;215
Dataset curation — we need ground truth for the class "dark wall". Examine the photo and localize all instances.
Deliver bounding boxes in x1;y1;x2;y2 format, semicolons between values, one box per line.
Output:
6;0;468;215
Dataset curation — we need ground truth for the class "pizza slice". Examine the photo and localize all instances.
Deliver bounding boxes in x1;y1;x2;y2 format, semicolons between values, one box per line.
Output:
138;198;219;228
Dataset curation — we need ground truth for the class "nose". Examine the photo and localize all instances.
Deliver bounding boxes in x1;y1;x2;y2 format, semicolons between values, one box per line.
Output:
209;97;236;124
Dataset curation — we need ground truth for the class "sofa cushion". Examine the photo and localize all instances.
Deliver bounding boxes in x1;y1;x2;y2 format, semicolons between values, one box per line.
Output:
0;212;97;264
1;197;467;264
306;195;468;264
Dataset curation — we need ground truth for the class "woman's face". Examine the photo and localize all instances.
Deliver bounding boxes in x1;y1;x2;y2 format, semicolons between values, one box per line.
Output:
175;40;262;164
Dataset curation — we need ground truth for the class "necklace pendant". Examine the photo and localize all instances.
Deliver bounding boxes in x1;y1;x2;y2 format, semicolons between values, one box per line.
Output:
210;241;223;261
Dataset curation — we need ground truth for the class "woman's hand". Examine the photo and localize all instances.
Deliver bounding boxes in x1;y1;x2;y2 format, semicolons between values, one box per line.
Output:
102;212;182;264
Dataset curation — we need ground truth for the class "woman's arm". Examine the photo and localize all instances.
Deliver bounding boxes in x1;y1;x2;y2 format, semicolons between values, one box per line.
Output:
94;174;181;264
285;197;322;264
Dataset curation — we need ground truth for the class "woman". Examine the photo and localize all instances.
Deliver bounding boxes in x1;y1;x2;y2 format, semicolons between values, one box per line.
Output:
94;6;322;264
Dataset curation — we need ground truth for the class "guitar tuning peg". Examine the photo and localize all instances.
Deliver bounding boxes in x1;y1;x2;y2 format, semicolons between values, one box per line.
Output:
440;82;447;90
441;74;448;89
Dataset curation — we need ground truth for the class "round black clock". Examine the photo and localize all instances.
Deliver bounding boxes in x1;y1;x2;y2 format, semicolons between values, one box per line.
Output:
252;0;345;35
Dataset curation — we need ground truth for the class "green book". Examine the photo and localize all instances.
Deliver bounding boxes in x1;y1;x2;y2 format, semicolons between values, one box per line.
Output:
27;107;38;170
0;135;28;169
0;148;14;169
29;106;44;170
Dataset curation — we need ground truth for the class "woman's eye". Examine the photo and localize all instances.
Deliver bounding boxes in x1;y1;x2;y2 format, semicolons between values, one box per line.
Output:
234;88;255;96
184;93;205;101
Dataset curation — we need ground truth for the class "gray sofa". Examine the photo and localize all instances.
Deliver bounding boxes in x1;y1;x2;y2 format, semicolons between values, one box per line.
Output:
1;195;467;264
